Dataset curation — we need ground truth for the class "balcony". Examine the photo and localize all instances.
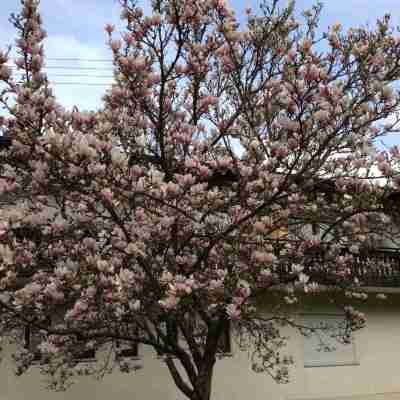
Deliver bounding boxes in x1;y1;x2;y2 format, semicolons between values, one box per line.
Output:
278;248;400;288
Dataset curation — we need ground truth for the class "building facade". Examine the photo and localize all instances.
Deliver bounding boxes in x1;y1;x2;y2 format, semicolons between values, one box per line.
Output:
1;289;400;400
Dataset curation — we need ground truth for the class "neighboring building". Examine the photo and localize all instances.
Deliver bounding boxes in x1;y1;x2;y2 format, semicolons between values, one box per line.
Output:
2;240;400;399
1;269;400;400
1;139;400;400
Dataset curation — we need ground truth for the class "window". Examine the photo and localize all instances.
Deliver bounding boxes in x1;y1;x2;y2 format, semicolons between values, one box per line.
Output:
156;319;178;358
311;222;320;236
116;327;140;360
116;341;139;359
24;321;96;364
301;314;358;368
73;347;96;362
217;320;232;357
24;325;45;363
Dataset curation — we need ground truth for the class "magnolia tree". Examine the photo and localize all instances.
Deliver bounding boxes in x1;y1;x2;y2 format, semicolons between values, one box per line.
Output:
0;0;400;398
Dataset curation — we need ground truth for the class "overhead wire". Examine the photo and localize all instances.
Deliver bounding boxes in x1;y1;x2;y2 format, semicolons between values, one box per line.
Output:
4;57;133;86
49;82;112;86
6;57;114;63
8;65;114;71
3;56;142;84
42;74;114;79
45;57;113;63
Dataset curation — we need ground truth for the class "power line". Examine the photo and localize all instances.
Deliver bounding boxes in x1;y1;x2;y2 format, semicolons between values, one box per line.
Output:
45;73;114;79
5;57;116;73
46;57;113;63
5;70;116;86
6;57;113;63
6;78;115;86
7;80;113;86
8;65;113;71
50;82;112;86
4;56;122;86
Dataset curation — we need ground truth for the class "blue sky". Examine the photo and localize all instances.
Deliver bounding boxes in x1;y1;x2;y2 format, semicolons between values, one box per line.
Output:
1;0;400;145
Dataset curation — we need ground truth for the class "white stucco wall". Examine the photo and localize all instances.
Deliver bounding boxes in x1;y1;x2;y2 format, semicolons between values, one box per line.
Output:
1;306;400;400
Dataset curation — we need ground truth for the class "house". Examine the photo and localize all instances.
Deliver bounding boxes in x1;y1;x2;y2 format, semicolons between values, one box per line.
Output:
1;140;400;400
0;250;399;400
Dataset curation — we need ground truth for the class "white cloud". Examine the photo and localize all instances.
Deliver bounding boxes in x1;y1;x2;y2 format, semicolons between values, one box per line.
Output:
43;34;114;111
2;33;114;112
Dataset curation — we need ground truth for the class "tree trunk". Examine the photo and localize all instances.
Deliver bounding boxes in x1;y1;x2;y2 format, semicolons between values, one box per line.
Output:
193;359;215;400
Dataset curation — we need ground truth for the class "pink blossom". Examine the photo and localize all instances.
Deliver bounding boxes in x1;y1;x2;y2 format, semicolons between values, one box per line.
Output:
378;161;392;175
38;341;59;355
253;251;276;264
2;0;399;389
119;268;135;285
151;14;161;25
314;109;330;122
160;271;173;283
253;221;267;234
71;300;88;316
298;273;309;284
110;39;122;52
104;24;115;34
86;286;97;297
129;299;141;311
0;65;11;80
101;188;114;203
226;304;241;320
44;282;64;302
209;279;223;290
158;295;178;310
23;282;42;296
132;57;147;71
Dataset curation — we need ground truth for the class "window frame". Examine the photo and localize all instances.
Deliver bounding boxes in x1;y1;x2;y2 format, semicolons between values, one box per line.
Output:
116;327;140;360
73;347;96;363
217;320;232;357
24;324;45;363
300;313;359;368
156;318;178;359
24;321;97;364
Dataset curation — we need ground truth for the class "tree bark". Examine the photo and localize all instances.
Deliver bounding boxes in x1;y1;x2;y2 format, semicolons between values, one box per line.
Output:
165;356;215;400
192;358;215;400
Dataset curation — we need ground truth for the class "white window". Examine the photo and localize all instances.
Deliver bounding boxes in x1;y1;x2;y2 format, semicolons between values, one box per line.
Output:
301;314;359;368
